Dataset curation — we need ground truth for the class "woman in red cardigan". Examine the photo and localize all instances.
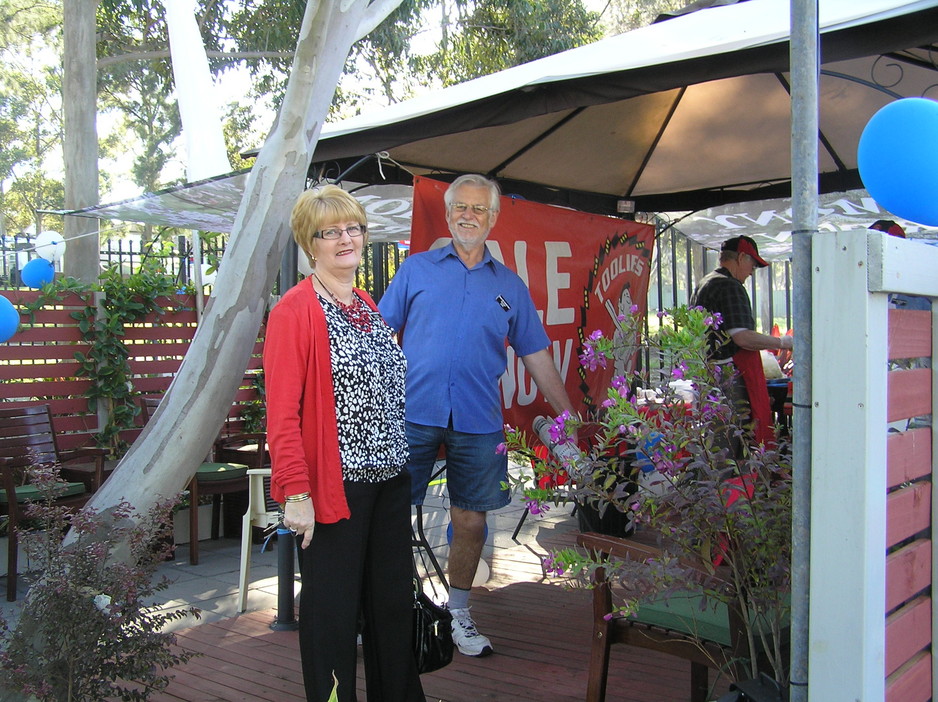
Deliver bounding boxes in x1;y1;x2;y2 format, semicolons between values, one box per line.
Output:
265;185;424;702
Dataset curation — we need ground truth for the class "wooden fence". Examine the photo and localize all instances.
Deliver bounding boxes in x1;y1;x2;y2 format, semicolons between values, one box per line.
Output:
810;231;935;701
0;289;263;453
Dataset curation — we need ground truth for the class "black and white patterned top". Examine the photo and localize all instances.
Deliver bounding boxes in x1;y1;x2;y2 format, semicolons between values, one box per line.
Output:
319;292;408;482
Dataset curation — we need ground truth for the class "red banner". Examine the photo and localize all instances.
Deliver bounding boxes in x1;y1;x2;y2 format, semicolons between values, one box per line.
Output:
409;175;655;429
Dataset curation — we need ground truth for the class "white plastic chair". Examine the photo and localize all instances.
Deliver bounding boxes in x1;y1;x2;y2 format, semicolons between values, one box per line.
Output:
237;468;280;612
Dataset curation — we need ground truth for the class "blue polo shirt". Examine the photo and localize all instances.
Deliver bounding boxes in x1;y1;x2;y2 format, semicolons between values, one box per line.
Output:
378;243;550;434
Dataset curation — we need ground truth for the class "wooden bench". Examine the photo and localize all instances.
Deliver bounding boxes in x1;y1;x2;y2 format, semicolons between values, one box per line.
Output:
576;531;749;702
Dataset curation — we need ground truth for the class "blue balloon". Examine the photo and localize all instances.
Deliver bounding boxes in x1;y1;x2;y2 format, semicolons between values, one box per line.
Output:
634;431;664;473
20;258;55;288
0;296;19;343
858;98;938;226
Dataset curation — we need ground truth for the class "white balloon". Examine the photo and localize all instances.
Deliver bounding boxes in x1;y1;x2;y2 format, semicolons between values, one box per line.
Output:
472;559;490;587
200;262;217;286
34;231;66;262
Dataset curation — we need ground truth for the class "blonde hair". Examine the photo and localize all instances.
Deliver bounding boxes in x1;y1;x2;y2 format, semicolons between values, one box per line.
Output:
290;185;368;268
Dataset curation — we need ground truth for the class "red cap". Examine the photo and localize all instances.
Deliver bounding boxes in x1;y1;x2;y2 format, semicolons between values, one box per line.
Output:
721;235;768;267
869;220;906;238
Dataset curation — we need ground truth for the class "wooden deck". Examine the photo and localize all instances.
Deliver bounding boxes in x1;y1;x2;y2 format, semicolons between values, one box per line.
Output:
150;526;732;702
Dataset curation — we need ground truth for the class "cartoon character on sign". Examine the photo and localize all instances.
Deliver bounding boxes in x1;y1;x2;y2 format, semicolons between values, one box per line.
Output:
609;283;638;380
578;230;653;415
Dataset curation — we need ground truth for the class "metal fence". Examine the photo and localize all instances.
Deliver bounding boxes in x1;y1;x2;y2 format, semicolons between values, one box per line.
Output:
650;221;794;332
0;232;407;299
1;229;791;329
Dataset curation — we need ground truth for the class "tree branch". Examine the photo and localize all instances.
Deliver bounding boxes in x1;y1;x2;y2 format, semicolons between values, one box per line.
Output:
355;0;404;41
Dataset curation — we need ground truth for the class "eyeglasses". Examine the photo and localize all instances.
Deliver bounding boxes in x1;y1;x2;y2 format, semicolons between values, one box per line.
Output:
314;224;367;240
450;202;491;215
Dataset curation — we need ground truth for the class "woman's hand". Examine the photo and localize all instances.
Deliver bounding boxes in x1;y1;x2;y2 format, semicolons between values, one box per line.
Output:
283;499;316;549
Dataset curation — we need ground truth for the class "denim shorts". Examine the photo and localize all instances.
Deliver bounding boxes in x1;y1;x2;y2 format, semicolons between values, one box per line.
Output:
405;421;510;512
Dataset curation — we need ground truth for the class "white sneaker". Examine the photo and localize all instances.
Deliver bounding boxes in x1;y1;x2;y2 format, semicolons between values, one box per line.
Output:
449;607;493;657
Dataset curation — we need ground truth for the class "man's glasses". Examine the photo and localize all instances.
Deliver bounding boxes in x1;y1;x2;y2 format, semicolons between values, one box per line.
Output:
450;203;491;215
314;224;367;240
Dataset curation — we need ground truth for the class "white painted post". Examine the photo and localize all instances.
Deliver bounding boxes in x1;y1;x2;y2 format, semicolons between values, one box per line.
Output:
809;231;888;701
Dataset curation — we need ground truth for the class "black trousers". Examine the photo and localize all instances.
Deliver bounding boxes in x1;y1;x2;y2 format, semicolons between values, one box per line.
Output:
298;471;424;702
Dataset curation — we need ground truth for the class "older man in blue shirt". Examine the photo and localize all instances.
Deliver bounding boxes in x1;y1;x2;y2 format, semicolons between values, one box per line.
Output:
379;173;576;658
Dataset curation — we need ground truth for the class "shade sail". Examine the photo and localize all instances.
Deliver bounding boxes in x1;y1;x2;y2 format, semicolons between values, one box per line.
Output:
56;175;415;242
672;189;938;261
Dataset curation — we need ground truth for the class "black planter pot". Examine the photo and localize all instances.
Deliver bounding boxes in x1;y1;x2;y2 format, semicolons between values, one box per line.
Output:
575;496;635;537
718;673;788;702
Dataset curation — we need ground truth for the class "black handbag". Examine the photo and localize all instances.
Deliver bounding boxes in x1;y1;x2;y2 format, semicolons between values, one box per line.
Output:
412;581;454;674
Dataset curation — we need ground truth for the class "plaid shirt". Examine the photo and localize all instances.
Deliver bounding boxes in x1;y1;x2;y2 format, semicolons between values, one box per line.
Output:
689;267;755;361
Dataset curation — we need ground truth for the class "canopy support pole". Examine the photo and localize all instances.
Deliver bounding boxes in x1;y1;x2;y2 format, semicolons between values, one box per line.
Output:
789;1;818;699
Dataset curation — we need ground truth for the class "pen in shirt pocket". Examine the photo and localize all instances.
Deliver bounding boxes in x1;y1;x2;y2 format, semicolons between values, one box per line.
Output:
496;295;511;311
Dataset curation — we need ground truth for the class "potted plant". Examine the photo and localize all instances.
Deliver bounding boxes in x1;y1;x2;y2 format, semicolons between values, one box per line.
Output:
504;305;792;698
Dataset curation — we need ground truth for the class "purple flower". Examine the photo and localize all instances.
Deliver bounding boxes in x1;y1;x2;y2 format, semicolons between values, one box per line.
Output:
579;345;607;371
495;442;507;455
542;554;565;576
524;496;550;515
629;304;639;314
601;398;615;408
548;412;575;446
588;329;604;341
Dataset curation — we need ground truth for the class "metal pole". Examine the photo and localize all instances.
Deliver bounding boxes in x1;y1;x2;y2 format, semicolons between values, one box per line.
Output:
280;242;298;294
190;230;204;321
270;524;299;631
789;1;818;699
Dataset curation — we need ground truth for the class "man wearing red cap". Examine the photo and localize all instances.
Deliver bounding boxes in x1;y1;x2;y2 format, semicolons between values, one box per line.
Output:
690;235;792;446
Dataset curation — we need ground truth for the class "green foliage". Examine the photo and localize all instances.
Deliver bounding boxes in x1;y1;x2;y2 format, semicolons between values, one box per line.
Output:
0;7;65;234
240;372;266;434
79;267;186;454
96;0;232;194
223;104;262;170
227;0;306;108
97;51;182;193
505;305;792;684
0;170;65;235
21;269;189;457
601;0;690;34
0;469;200;701
227;0;603;113
0;0;60;48
415;0;602;86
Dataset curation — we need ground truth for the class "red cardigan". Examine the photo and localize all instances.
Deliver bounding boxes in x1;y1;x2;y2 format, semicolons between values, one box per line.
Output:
263;278;379;523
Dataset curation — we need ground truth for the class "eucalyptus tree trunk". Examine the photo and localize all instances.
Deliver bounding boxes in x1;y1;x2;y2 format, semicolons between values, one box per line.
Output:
1;3;403;697
62;0;100;285
89;0;397;522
